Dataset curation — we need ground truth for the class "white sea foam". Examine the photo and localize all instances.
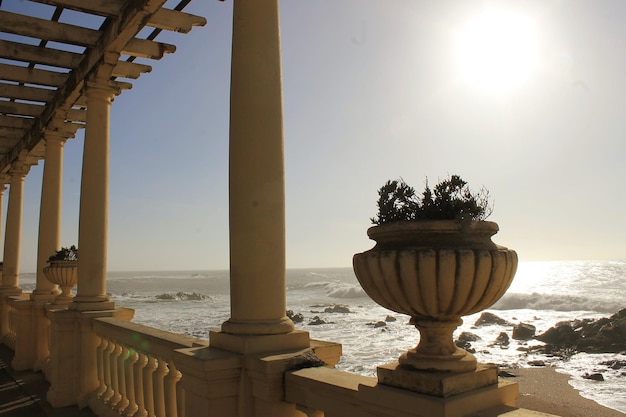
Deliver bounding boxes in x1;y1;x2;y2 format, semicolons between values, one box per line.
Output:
493;292;624;313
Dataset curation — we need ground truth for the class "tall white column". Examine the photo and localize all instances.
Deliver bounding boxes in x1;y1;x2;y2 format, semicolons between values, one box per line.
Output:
222;0;293;336
72;81;117;311
33;131;67;300
1;161;30;292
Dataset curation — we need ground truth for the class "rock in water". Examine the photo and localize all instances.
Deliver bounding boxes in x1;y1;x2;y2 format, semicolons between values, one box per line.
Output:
324;305;351;313
474;312;512;327
513;323;536;340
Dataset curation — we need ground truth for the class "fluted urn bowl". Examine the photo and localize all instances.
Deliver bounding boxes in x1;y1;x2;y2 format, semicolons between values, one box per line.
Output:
43;260;78;304
353;220;517;372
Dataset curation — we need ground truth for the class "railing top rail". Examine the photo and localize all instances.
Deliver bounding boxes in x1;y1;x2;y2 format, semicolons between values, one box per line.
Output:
93;317;209;361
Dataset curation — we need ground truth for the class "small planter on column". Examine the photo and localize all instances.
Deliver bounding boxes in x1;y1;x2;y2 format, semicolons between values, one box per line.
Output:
353;176;518;396
43;246;78;305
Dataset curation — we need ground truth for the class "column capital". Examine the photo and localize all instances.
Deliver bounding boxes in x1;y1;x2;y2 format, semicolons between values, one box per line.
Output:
9;161;30;178
84;80;121;103
44;118;74;144
43;130;70;146
85;51;122;100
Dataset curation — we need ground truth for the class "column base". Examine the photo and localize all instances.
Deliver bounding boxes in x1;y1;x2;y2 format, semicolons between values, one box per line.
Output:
31;289;60;302
377;361;499;397
0;287;22;296
221;316;295;336
209;329;310;355
176;338;341;417
70;300;115;311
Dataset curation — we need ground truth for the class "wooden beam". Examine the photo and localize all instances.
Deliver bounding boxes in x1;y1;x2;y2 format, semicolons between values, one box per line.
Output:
66;108;86;123
0;39;83;70
0;83;56;103
0;116;35;129
112;60;152;79
147;8;207;33
0;101;45;117
0;127;26;141
122;38;176;59
0;10;101;47
28;0;125;17
0;63;68;87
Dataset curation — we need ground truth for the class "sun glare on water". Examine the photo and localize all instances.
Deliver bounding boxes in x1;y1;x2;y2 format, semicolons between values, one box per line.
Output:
455;10;538;92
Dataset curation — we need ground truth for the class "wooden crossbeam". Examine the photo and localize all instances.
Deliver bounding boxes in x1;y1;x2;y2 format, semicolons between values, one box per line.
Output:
0;101;45;117
0;10;101;47
66;108;86;123
112;61;152;79
0;127;27;141
0;63;68;87
0;115;35;129
122;38;176;59
0;83;56;103
147;8;207;33
0;39;83;70
28;0;125;18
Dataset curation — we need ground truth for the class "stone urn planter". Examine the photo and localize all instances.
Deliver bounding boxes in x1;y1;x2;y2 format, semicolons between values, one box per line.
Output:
353;220;517;373
43;246;78;304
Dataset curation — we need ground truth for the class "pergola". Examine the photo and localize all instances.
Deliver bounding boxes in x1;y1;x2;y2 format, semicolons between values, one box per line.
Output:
0;0;206;171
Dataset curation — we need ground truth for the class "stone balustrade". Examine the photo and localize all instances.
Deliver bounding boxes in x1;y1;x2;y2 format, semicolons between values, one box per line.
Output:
4;298;18;350
89;317;209;417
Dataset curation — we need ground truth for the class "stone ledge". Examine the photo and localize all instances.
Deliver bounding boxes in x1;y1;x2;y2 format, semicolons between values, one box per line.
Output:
469;404;560;416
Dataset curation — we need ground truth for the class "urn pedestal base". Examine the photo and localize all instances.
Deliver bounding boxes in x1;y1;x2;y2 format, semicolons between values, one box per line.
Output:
377;362;499;398
399;318;477;373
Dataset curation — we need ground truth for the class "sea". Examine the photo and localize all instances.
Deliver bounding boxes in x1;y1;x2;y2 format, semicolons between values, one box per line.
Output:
19;260;626;414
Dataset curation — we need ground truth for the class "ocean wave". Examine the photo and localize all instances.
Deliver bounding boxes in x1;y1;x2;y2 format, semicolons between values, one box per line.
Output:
298;281;366;298
326;283;366;298
155;292;210;301
492;293;623;314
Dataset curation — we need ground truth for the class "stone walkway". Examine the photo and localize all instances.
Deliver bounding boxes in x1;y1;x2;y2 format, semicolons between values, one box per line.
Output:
0;345;96;417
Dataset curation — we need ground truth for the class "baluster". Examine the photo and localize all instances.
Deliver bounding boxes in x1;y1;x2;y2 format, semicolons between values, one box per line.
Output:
176;379;185;417
133;352;149;417
108;343;122;407
116;345;130;412
152;358;168;417
164;361;182;417
102;338;116;402
123;350;139;417
96;337;107;398
143;356;158;417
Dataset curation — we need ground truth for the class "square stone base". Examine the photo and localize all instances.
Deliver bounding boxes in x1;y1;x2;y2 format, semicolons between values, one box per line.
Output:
209;330;310;355
377;362;499;397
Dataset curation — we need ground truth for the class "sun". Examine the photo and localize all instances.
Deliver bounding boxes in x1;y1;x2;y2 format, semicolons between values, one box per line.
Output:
455;10;538;92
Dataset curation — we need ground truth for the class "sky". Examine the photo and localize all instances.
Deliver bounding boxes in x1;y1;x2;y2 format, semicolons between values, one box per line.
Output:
9;0;626;272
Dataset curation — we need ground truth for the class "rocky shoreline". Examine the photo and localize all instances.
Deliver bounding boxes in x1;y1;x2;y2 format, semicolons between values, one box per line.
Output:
288;305;626;383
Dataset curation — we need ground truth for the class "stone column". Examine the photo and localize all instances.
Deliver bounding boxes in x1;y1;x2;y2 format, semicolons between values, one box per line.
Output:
1;161;30;292
0;179;7;281
72;81;117;311
33;130;67;300
0;163;29;343
221;0;293;337
10;129;70;371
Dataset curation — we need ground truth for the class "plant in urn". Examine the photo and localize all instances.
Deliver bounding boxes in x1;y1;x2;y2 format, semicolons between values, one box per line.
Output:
353;175;517;377
43;245;78;305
